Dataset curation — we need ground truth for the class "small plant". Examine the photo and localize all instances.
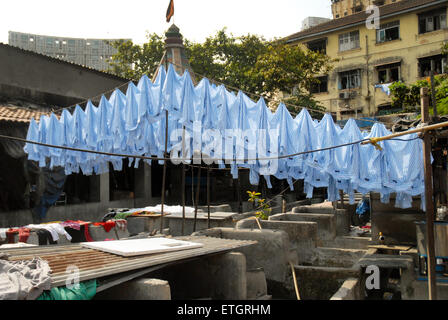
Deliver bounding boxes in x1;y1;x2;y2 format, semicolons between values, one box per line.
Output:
247;191;272;220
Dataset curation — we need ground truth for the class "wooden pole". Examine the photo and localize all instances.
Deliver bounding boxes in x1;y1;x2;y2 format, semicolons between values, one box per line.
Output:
362;121;448;146
421;87;437;300
159;109;169;233
193;166;201;232
207;166;211;229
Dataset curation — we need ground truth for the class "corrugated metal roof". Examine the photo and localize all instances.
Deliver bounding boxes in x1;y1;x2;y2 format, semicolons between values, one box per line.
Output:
4;236;257;288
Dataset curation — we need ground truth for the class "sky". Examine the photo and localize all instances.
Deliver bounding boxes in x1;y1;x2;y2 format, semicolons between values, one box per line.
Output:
0;0;332;44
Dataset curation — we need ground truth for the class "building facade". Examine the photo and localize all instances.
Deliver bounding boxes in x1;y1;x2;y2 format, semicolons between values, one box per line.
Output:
286;0;448;120
8;31;130;72
331;0;404;19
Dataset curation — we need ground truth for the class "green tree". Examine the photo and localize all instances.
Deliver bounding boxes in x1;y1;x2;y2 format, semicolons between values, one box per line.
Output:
185;28;268;99
389;75;448;115
252;42;332;116
108;33;165;80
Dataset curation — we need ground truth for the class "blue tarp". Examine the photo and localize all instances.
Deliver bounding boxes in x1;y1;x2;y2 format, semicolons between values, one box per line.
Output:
23;64;427;210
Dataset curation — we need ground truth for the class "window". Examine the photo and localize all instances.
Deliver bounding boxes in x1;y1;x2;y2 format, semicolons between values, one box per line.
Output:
419;9;447;34
418;55;447;77
339;31;360;52
310;76;328;94
339;70;361;90
377;21;400;43
307;38;327;54
376;63;400;83
353;5;363;12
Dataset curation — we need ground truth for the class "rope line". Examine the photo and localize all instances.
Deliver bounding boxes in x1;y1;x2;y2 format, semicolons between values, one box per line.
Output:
0;133;371;162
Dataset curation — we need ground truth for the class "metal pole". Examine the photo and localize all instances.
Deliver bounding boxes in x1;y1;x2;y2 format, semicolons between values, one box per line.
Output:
282;180;287;213
191;166;195;208
421;87;437;300
181;126;186;236
159;109;169;233
181;164;186;236
193;166;201;232
207;166;211;229
236;170;242;214
430;61;438;118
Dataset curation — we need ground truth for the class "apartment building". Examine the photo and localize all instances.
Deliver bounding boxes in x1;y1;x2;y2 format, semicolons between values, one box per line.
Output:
8;31;130;72
286;0;448;119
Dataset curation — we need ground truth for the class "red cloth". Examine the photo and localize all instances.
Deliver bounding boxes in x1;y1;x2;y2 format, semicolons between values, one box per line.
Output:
69;220;93;242
83;224;93;242
6;228;31;243
93;220;116;233
19;228;30;243
6;229;17;244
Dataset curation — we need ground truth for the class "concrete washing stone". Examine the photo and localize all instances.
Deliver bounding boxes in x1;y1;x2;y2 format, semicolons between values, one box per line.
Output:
95;278;171;300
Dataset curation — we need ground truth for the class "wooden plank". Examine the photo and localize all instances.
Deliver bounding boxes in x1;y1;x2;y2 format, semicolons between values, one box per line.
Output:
368;245;412;251
359;254;414;268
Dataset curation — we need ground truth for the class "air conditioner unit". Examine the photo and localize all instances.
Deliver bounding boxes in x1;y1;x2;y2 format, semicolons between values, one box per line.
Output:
339;92;350;99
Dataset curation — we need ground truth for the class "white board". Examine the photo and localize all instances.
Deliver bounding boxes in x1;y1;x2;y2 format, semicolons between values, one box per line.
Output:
80;237;204;257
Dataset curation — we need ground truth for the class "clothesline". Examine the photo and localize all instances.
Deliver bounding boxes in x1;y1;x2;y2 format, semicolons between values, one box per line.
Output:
0;133;371;161
21;63;430;210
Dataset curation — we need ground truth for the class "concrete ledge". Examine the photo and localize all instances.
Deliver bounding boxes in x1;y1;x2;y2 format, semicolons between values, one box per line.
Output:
293;265;361;300
358;254;414;269
408;280;448;300
236;217;317;264
335;209;350;236
269;212;336;243
197;204;233;212
314;247;367;268
292;202;335;214
166;215;235;236
247;268;268;299
127;216;160;236
88;225;129;241
330;278;362;300
322;236;372;250
192;227;294;286
147;251;247;300
95;278;171;300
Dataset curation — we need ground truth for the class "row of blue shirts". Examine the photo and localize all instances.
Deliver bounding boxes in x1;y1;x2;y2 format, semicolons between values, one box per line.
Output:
24;64;427;210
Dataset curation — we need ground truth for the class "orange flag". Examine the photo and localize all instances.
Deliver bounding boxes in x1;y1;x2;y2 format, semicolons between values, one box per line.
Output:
166;0;174;23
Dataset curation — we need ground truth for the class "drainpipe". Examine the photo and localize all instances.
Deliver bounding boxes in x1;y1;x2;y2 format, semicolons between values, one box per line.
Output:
365;35;371;117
